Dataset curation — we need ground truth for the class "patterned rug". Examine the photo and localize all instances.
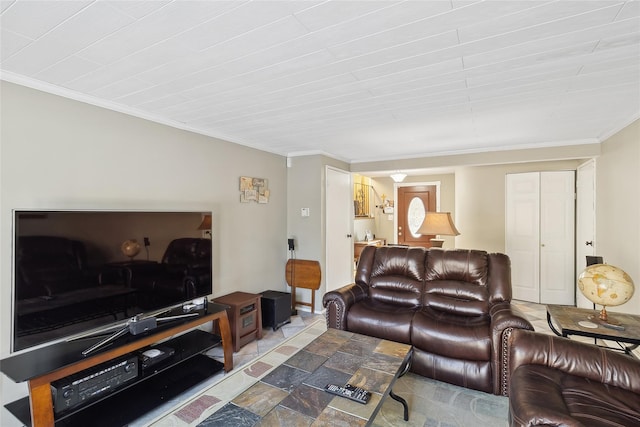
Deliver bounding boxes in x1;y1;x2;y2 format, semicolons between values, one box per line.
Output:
147;319;509;427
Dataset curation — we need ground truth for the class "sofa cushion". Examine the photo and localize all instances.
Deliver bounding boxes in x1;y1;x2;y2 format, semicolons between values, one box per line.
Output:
347;299;416;344
367;246;426;307
510;364;640;427
424;249;490;316
411;308;491;361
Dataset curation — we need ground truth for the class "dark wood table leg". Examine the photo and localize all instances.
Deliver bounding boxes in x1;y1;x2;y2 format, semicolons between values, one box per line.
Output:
214;312;234;372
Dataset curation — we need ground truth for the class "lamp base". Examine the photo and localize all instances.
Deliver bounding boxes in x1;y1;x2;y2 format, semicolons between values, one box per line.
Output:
429;238;445;248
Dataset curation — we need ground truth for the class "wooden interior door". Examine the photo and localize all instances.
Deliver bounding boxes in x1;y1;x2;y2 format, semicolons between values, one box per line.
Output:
397;185;437;246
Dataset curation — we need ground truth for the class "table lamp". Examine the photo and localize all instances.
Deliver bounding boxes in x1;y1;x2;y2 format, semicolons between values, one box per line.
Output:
197;214;212;237
417;212;459;248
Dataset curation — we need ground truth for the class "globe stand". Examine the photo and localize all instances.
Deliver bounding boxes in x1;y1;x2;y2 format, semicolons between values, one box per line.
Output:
598;306;609;322
587;310;626;331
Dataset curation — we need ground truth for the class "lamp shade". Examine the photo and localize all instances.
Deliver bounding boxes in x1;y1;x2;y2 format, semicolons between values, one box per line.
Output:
197;214;212;230
417;212;460;236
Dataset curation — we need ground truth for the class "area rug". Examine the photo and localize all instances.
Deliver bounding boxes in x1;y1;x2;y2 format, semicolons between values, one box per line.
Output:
147;319;509;427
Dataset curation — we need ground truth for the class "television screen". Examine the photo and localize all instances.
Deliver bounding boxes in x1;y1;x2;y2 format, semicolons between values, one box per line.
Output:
12;210;212;352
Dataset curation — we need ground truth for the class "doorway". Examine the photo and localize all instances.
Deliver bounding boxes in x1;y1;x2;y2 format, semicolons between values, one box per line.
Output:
396;184;438;246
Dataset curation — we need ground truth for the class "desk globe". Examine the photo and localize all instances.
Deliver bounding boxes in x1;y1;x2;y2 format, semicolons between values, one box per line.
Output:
121;239;141;260
578;264;635;322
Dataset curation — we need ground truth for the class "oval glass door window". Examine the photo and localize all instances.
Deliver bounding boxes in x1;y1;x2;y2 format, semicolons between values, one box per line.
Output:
408;197;426;237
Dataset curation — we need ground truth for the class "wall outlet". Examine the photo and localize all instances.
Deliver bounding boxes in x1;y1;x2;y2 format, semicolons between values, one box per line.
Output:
301;208;310;217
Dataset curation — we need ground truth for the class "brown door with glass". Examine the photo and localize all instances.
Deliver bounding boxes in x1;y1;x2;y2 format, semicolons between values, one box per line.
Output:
397;185;437;247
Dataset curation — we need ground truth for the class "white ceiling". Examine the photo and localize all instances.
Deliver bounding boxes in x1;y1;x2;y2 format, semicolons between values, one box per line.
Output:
1;0;639;164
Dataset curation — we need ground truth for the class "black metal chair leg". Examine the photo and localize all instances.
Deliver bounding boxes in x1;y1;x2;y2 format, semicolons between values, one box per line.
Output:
389;389;409;421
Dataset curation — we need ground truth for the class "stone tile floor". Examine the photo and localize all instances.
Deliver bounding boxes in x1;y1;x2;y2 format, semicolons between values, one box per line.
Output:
206;310;325;369
134;301;638;426
131;310;324;426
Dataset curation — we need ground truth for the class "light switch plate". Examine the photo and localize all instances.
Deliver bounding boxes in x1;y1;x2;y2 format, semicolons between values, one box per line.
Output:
301;208;310;217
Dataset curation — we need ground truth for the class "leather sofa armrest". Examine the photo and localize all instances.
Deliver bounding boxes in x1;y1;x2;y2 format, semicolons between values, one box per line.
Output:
489;302;534;395
504;328;640;397
322;283;368;330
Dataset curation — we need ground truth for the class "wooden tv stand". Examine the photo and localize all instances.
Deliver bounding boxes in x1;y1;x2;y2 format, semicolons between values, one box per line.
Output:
0;303;233;427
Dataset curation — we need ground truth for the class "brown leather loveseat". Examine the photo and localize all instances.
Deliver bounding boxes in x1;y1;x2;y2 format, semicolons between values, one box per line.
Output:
505;329;640;426
323;245;533;395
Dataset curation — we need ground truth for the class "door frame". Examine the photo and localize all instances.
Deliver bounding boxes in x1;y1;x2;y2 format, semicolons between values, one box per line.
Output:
393;181;441;245
576;159;596;308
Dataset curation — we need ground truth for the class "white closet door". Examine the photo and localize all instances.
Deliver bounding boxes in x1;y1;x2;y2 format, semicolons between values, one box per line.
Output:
506;171;575;304
539;171;575;305
506;173;540;302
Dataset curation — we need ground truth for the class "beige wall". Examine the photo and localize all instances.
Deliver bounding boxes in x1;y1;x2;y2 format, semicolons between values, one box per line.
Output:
286;155;349;313
0;81;288;420
596;120;640;315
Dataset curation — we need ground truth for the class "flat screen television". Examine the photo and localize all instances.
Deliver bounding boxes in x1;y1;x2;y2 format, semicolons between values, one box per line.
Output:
12;210;212;352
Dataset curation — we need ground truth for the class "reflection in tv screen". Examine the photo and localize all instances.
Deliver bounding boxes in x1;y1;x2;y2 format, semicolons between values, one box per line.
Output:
12;210;212;352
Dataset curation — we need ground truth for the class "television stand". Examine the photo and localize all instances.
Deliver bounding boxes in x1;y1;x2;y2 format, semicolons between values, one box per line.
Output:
0;303;233;427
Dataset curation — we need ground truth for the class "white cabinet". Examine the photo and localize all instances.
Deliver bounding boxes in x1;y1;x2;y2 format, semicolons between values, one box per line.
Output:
506;171;575;304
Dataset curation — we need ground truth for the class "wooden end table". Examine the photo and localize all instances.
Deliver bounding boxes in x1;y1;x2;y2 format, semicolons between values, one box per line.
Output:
213;292;263;352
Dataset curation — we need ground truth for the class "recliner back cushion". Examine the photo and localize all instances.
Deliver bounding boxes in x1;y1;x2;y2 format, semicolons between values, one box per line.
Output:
17;236;88;296
162;238;211;267
423;249;490;316
368;246;426;307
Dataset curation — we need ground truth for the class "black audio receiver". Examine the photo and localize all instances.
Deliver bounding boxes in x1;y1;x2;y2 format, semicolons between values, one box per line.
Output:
51;355;138;414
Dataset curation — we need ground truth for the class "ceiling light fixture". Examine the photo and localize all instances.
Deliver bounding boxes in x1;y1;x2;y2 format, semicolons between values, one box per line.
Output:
390;172;407;182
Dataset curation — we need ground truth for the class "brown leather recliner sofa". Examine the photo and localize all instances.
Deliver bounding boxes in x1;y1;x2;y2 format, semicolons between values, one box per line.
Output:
323;245;533;395
505;328;640;427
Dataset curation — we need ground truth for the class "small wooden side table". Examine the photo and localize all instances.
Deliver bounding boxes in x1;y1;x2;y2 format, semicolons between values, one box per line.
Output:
213;292;262;352
285;259;321;313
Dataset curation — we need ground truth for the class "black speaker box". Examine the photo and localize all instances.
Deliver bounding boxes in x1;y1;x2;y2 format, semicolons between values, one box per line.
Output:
260;290;291;331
